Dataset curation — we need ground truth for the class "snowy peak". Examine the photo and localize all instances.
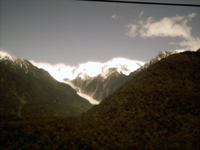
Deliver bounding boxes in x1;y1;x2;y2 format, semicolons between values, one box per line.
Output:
101;58;145;77
69;58;145;102
150;50;186;65
72;62;103;79
0;51;46;76
135;49;190;74
0;51;17;61
73;58;144;79
68;58;145;80
31;57;145;82
0;51;28;65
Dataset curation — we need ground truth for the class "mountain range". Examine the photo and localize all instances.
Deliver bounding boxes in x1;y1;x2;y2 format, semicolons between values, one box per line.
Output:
64;58;145;102
31;58;145;103
70;50;189;102
31;50;188;103
1;50;199;149
0;51;92;117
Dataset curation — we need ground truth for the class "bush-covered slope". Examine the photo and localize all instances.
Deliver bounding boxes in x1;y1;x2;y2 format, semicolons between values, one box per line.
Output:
85;51;200;149
0;51;199;149
87;51;200;117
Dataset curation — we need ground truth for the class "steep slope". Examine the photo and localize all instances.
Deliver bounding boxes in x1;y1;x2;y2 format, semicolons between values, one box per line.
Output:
71;71;131;101
135;50;186;72
0;51;92;117
119;50;188;88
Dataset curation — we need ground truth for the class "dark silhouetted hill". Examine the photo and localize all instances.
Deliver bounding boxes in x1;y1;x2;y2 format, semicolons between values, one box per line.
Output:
84;50;200;149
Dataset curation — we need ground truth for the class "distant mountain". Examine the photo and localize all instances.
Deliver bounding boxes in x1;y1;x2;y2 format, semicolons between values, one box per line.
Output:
30;50;189;104
70;58;144;80
30;58;144;103
0;51;92;117
64;58;144;102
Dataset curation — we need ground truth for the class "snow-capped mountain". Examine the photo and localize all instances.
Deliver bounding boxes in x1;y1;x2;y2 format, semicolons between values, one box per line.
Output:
0;51;92;117
66;50;189;102
0;51;14;60
0;51;34;74
31;58;145;103
29;49;192;103
63;58;145;102
69;58;145;80
31;58;144;81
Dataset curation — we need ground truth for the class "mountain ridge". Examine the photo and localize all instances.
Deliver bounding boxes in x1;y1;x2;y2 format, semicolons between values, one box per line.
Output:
0;51;92;117
31;57;145;103
31;57;145;81
30;50;189;103
1;50;199;149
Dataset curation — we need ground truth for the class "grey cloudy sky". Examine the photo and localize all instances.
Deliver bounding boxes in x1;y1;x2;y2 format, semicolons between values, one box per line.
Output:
1;0;200;66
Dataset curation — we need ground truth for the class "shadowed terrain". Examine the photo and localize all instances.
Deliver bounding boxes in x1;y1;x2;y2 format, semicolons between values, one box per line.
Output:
0;57;92;117
0;51;200;149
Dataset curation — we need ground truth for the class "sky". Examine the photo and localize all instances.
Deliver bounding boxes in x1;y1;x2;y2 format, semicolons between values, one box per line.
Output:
1;0;200;66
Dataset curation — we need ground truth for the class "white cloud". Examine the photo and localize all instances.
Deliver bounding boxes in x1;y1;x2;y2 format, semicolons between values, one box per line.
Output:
30;61;101;105
30;61;104;81
139;11;144;18
170;37;200;50
125;12;199;50
188;13;196;21
139;14;194;39
30;61;75;82
75;62;103;79
112;14;119;20
125;23;138;37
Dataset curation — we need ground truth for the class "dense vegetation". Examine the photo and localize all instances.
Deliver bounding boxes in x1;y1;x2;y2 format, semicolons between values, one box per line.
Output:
0;51;200;149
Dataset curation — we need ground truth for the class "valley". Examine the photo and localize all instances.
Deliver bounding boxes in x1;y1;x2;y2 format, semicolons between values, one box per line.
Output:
0;50;200;149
